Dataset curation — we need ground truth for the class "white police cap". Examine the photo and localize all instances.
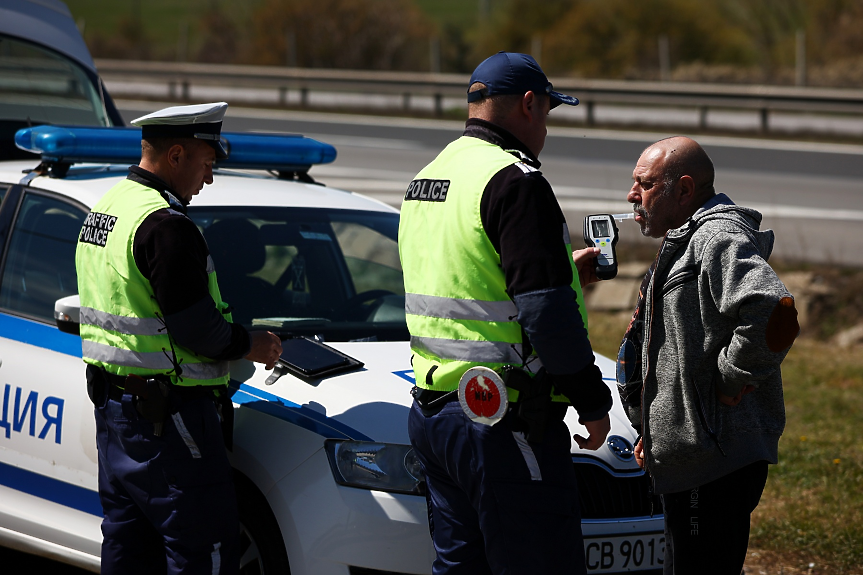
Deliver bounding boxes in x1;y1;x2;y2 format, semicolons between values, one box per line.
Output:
131;102;228;159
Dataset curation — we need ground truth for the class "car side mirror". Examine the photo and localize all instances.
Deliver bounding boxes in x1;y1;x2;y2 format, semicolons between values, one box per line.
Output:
55;294;81;335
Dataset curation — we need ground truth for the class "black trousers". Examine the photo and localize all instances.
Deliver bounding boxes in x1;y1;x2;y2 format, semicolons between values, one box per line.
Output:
661;460;769;575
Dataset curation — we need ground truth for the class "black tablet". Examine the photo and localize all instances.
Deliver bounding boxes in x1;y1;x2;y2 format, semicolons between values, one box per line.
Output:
276;336;363;381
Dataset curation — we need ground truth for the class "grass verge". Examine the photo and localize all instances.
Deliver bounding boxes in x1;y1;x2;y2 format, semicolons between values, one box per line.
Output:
749;338;863;574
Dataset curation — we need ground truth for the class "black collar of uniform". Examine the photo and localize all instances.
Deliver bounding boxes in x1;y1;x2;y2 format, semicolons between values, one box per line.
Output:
127;166;188;215
463;118;542;169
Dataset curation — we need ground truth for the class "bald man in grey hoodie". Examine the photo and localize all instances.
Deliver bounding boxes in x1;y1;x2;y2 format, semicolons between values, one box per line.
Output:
616;137;799;574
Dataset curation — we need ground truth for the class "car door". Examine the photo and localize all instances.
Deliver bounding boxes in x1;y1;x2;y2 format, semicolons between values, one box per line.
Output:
0;184;102;559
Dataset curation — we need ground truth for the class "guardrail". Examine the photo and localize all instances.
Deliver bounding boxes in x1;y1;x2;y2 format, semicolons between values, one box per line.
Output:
95;59;863;133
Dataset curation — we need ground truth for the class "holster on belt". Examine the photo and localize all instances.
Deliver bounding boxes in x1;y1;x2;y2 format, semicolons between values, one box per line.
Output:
503;366;554;443
126;375;171;435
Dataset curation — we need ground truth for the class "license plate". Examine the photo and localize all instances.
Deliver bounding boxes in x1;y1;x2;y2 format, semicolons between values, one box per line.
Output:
584;533;665;572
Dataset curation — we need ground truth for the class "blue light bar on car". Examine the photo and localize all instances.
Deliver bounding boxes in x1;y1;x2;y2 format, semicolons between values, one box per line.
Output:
15;126;142;164
14;125;337;171
221;132;336;170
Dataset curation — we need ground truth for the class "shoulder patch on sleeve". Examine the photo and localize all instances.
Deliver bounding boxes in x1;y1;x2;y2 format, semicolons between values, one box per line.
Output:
766;296;799;352
514;162;538;174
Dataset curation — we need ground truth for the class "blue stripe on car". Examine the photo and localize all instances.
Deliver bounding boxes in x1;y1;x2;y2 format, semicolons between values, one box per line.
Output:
229;381;371;441
392;369;415;384
0;312;82;357
0;460;102;516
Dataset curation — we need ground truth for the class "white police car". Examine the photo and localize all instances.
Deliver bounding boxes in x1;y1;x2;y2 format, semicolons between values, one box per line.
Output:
0;2;664;574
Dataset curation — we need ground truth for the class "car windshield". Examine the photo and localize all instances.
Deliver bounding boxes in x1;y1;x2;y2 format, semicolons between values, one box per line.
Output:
0;34;109;127
189;206;408;342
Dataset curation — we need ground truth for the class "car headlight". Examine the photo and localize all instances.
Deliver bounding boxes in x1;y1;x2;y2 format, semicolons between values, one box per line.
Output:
324;439;425;496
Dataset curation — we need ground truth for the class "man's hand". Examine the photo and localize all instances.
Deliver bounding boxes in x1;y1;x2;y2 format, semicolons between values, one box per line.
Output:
245;331;282;370
633;437;645;469
573;414;611;451
717;384;755;406
573;247;602;288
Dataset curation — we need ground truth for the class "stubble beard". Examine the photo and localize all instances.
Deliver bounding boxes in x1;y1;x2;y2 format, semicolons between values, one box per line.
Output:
634;179;677;238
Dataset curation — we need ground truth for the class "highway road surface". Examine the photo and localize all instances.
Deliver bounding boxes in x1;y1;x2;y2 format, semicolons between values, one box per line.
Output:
118;100;863;266
120;101;863;267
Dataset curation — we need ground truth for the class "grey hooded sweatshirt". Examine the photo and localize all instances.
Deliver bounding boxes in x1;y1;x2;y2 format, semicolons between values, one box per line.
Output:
623;194;797;495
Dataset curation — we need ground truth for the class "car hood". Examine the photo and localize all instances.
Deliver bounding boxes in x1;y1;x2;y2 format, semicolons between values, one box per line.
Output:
230;341;641;472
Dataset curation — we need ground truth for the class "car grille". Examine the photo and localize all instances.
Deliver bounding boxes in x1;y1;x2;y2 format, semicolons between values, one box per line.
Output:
573;460;663;519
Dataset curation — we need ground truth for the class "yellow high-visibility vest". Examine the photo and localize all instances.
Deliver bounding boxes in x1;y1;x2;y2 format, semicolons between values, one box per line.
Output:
398;136;587;402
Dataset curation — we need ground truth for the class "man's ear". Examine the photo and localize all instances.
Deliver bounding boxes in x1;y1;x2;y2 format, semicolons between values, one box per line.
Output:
166;144;185;169
676;174;697;207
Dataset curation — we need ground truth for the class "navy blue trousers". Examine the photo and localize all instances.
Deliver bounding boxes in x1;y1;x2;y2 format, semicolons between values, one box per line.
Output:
94;390;238;575
408;400;585;575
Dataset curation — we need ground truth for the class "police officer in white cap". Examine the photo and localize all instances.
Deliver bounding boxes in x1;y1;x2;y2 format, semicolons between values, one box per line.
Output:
75;102;282;575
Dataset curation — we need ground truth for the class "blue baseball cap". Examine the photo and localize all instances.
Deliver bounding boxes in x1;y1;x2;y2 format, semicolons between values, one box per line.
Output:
467;52;579;108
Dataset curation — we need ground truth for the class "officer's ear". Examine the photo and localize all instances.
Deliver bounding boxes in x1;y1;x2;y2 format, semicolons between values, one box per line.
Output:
521;90;537;119
165;143;185;169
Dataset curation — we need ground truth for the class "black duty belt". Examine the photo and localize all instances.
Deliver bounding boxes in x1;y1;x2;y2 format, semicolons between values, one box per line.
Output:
411;387;458;417
99;370;217;402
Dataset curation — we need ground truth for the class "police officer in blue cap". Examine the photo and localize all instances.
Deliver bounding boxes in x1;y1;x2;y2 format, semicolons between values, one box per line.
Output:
399;53;612;574
75;102;282;575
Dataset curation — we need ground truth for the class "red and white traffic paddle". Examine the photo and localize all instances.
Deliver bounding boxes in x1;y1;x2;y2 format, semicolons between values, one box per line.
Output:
458;367;508;426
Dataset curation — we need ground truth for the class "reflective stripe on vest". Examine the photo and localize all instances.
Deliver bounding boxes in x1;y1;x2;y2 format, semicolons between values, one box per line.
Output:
410;336;525;364
405;293;518;323
80;307;165;336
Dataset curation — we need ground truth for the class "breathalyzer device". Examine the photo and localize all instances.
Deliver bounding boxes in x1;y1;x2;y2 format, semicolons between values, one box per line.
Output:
583;214;620;280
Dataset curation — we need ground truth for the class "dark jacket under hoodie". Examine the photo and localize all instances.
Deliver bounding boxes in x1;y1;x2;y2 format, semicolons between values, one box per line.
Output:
626;194;797;494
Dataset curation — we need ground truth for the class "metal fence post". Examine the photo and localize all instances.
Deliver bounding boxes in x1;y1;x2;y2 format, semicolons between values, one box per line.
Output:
300;87;309;107
699;106;708;130
434;93;442;117
760;108;769;133
586;101;595;126
403;92;411;111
